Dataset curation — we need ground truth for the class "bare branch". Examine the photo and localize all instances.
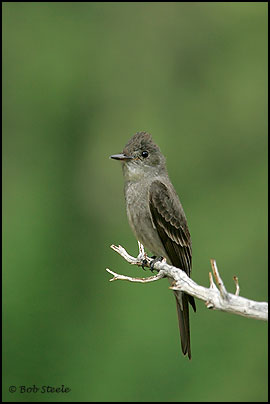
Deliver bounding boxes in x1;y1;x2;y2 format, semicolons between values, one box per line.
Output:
210;259;228;300
106;267;164;283
233;276;240;296
107;242;268;321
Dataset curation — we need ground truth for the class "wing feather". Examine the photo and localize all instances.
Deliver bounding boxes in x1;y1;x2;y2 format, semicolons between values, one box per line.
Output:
149;179;196;359
149;180;192;275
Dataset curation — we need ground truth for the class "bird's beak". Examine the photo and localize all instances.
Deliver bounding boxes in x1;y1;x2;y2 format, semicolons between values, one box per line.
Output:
110;153;133;161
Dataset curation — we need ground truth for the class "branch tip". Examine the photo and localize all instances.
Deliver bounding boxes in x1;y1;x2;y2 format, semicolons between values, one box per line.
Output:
210;258;228;299
233;275;240;296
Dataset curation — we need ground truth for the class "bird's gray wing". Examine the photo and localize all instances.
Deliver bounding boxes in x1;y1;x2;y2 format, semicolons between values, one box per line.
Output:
149;180;196;359
149;180;192;275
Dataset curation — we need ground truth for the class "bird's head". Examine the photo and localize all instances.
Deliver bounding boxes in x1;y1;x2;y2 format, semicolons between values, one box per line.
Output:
110;131;166;180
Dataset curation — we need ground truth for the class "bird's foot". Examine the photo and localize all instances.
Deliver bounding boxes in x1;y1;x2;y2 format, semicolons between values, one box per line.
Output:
141;259;148;271
150;256;164;272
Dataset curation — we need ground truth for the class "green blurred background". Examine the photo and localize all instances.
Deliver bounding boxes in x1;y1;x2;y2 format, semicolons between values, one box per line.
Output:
3;2;267;402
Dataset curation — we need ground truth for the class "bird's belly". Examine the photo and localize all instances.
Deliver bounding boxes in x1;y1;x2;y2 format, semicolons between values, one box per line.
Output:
125;184;167;258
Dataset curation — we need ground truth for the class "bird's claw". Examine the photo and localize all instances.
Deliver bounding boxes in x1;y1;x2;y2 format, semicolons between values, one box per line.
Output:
141;259;148;271
150;256;163;272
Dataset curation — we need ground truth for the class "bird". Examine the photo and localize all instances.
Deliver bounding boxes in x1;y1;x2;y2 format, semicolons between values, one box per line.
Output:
110;131;196;359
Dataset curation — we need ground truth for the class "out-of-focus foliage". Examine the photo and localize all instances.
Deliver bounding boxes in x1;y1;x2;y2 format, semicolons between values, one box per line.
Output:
3;3;267;402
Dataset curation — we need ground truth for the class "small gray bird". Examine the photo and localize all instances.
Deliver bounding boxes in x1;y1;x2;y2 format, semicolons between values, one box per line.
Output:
110;131;196;359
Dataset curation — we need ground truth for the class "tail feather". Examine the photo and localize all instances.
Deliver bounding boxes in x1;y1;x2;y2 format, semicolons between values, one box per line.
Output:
174;291;192;359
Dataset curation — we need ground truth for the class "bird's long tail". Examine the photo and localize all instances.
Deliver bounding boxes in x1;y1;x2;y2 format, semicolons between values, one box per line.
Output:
173;289;196;359
174;291;191;359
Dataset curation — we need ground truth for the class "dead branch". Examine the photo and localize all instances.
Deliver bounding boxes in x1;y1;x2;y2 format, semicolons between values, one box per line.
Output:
106;241;268;321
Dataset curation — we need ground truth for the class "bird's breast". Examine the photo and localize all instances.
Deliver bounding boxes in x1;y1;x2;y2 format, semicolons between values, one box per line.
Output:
124;181;167;257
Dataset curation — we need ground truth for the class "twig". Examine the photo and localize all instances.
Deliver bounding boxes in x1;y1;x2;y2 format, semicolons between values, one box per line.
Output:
106;267;164;283
233;276;240;296
107;242;268;321
210;259;228;300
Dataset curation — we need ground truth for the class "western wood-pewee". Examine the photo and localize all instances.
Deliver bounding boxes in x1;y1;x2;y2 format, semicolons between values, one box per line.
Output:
110;131;196;359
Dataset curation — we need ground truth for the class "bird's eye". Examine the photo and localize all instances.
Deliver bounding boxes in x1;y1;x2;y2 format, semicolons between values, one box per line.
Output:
141;151;149;158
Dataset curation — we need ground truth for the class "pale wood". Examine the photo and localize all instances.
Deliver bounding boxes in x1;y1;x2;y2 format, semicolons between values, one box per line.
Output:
106;241;268;321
